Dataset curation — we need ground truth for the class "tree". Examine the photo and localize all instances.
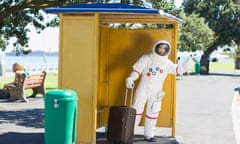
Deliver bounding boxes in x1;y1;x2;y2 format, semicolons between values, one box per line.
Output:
0;0;161;54
0;0;190;56
183;0;240;74
0;0;97;55
178;11;214;52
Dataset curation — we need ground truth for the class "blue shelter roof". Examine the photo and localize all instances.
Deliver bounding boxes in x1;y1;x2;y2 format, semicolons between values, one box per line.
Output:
45;3;185;24
45;3;158;14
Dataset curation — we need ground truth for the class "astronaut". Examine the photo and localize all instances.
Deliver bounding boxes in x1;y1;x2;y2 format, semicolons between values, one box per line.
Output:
126;40;191;142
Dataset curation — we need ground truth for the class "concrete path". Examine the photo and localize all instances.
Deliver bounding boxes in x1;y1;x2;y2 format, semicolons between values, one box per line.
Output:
0;71;239;144
0;98;44;144
175;71;240;144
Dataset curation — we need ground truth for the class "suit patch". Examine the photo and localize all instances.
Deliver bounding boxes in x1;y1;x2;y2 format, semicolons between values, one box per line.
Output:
147;66;163;76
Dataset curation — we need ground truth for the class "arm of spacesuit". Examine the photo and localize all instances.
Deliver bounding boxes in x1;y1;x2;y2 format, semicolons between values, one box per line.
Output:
125;55;150;89
126;70;140;88
168;57;194;75
177;57;195;75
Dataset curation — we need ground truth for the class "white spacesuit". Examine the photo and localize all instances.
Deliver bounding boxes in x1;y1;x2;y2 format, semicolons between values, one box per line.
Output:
126;40;190;142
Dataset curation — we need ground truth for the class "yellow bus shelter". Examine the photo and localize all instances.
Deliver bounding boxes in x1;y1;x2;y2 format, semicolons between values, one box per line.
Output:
46;3;184;144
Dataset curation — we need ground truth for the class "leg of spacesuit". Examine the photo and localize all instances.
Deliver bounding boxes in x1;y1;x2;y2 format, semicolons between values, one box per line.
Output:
144;96;162;142
144;117;158;138
131;90;148;134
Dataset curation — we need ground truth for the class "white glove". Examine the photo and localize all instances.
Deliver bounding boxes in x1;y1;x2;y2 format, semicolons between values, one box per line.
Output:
125;70;140;89
178;57;194;74
126;77;135;89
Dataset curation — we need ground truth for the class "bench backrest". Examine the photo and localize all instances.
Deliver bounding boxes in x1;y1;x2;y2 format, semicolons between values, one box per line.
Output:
14;71;47;89
24;71;47;89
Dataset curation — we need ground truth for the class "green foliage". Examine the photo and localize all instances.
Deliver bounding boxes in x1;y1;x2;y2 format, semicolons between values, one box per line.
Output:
0;0;217;54
151;0;183;21
178;11;214;51
183;0;240;46
0;0;175;55
0;0;96;55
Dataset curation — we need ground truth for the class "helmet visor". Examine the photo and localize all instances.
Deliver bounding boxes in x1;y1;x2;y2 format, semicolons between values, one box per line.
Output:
155;43;170;56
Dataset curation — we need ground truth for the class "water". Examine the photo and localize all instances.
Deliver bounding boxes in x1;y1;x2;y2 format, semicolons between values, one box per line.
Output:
0;53;58;76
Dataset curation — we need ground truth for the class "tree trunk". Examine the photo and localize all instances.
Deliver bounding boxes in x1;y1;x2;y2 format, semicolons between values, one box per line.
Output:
200;42;218;74
235;51;240;69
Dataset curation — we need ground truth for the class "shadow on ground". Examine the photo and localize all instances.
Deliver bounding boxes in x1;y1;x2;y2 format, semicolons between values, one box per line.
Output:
0;108;44;128
208;72;240;77
0;132;44;144
186;72;240;77
96;132;179;144
0;132;179;144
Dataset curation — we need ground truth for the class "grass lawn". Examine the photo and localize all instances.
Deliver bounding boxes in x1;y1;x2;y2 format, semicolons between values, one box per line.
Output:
184;61;235;74
210;62;234;71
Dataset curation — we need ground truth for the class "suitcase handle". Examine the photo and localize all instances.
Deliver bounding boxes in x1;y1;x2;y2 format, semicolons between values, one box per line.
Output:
124;87;134;106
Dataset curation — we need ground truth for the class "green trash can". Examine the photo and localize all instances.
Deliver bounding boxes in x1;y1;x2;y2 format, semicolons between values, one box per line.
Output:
44;89;78;144
195;62;200;74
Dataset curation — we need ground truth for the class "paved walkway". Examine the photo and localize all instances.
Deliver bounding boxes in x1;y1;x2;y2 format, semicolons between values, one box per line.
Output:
176;71;240;144
0;71;239;144
0;98;44;144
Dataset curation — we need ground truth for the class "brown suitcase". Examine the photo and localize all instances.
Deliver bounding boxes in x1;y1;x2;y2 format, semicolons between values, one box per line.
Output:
107;89;136;144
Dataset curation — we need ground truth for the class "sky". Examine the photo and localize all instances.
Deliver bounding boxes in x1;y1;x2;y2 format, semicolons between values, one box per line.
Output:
175;0;183;8
27;25;59;52
5;1;183;53
5;14;59;53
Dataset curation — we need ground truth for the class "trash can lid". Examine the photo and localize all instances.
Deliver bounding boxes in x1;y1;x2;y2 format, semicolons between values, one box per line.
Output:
45;89;78;101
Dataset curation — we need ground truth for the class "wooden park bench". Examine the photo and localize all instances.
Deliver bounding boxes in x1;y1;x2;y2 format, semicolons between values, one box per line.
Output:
3;71;47;102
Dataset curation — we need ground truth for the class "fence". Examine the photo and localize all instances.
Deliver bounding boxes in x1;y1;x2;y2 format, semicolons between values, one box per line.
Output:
24;63;58;73
1;63;58;76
